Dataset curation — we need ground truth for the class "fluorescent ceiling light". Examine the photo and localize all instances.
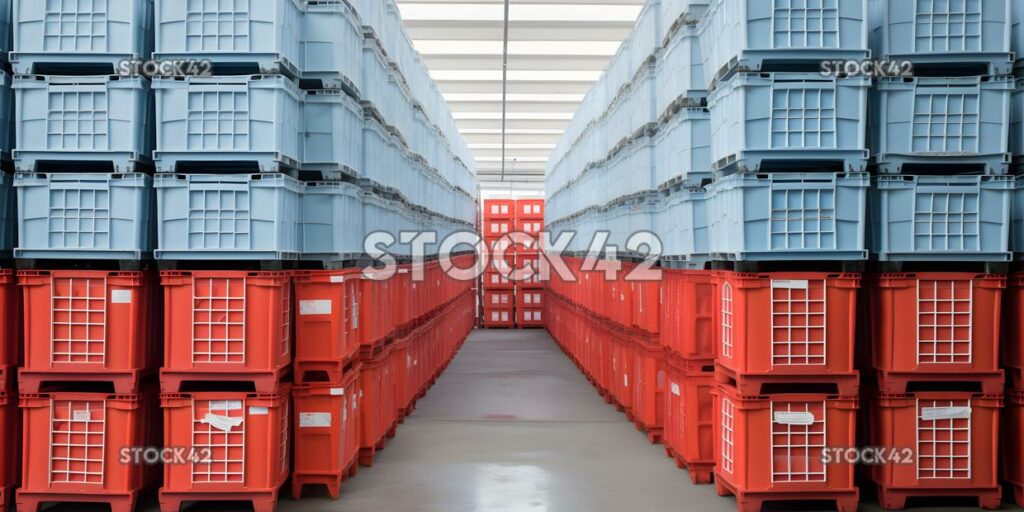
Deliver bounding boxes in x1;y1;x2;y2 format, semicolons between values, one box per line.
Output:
413;40;623;56
444;93;585;102
432;70;601;81
398;4;641;22
453;112;574;120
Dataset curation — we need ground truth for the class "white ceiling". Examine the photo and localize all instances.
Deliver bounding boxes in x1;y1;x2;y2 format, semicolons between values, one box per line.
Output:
396;0;644;192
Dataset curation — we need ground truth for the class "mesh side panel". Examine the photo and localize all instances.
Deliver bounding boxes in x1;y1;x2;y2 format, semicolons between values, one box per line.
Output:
186;90;250;150
770;188;837;250
773;0;840;49
914;0;983;53
770;88;837;149
51;276;107;364
917;398;972;480
721;282;733;358
771;280;827;366
771;401;827;482
185;0;251;52
913;189;981;252
49;398;105;484
911;91;980;153
917;280;973;364
49;187;111;250
281;283;291;356
192;398;245;483
279;397;289;474
44;0;109;52
721;397;735;474
47;90;109;150
187;188;251;250
192;276;246;364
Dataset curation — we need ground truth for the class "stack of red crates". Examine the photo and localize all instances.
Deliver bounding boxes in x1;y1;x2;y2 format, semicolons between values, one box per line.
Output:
514;199;544;328
862;273;1004;510
711;271;860;512
482;199;516;328
17;269;160;512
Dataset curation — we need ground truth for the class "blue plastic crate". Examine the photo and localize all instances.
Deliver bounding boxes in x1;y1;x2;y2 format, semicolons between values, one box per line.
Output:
698;0;868;88
303;89;362;178
655;23;706;119
0;173;14;256
707;73;870;174
654;106;711;188
632;0;663;62
302;0;362;92
361;114;406;193
15;172;153;260
1008;78;1024;164
154;173;303;261
154;0;303;77
153;75;304;173
0;72;12;158
301;180;363;262
11;0;154;74
360;36;390;120
871;0;1013;75
656;185;709;261
870;175;1012;262
707;172;869;261
661;0;708;42
13;75;153;172
871;75;1012;175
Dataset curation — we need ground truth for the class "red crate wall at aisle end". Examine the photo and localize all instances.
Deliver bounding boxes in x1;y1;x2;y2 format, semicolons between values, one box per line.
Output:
515;199;544;220
483;199;514;220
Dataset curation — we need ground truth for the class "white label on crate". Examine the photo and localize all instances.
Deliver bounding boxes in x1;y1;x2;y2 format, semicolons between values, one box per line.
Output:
772;280;809;290
202;413;243;431
300;413;332;428
330;275;345;283
670;383;681;396
773;411;815;426
330;388;345;396
249;406;269;416
624;374;629;387
73;410;91;421
352;302;359;329
209;400;242;411
110;290;132;303
921;406;972;421
299;300;332;315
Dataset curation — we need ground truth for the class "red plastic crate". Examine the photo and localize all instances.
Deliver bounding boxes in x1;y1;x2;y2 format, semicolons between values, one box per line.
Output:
482;271;513;290
0;392;17;511
629;334;664;442
482;307;515;328
517;307;543;328
713;385;859;512
483;199;514;220
293;270;361;383
1001;273;1024;389
1003;391;1024;506
516;289;543;310
19;270;158;394
867;273;1004;393
0;271;19;390
160;384;291;512
359;345;396;467
865;391;1001;510
292;364;361;499
483;219;513;238
661;270;717;361
663;357;714;484
161;271;292;393
611;337;636;411
19;391;157;512
627;269;660;335
360;268;399;347
515;219;543;237
485;290;514;308
715;272;860;395
515;199;544;220
391;334;411;420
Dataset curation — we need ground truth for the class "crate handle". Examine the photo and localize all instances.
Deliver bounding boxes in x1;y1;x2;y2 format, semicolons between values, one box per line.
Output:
921;406;971;421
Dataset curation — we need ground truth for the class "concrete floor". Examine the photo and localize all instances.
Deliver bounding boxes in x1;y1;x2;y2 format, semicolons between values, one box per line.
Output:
67;329;1023;511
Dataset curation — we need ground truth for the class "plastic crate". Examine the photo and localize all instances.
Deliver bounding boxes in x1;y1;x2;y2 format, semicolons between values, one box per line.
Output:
303;90;362;177
864;391;1001;510
13;75;153;172
11;0;154;74
517;289;543;310
301;180;363;263
293;269;362;383
358;346;395;466
160;385;291;512
707;172;869;262
657;186;709;261
0;72;13;158
629;335;664;439
153;75;303;173
361;115;405;195
0;271;19;389
154;0;303;76
359;268;401;347
15;172;154;260
485;290;513;308
0;173;16;257
708;73;870;174
160;270;293;393
0;392;16;512
19;270;159;393
869;175;1012;262
484;219;513;239
1004;391;1024;506
656;24;706;118
515;199;544;221
715;271;859;395
1009;78;1024;164
292;365;361;499
485;199;514;220
996;273;1024;388
698;0;868;88
871;0;1013;75
865;273;1004;393
660;270;717;362
713;385;859;512
661;0;708;40
654;106;711;189
482;307;514;327
19;391;157;512
517;308;543;328
154;173;303;261
663;357;714;484
302;0;362;91
871;76;1013;175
